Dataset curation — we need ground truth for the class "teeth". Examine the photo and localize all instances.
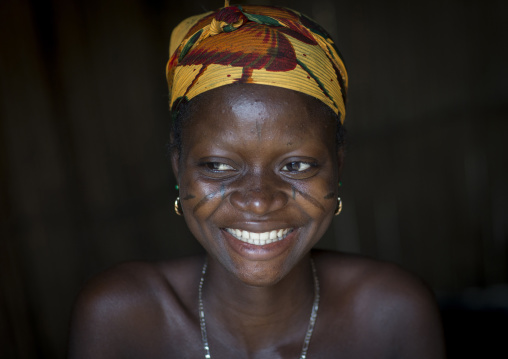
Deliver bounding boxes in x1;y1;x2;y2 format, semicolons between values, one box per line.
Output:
225;228;292;246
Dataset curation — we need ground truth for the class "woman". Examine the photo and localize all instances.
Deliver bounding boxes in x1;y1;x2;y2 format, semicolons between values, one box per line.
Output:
68;2;446;358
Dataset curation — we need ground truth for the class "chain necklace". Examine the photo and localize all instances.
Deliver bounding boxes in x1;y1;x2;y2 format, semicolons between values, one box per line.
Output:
198;258;320;359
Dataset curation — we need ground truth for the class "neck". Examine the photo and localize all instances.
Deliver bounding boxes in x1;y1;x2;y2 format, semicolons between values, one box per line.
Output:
201;254;316;352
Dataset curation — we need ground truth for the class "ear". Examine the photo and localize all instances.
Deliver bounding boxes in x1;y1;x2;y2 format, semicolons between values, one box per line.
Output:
170;148;180;184
337;147;345;182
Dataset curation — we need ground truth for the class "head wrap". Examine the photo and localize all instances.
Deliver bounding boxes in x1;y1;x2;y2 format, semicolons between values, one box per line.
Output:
166;1;348;123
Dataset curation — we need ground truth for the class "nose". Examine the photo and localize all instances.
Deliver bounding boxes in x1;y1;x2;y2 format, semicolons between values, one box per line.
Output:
229;172;289;215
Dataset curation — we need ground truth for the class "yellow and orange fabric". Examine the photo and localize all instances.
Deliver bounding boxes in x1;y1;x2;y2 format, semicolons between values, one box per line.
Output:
166;2;348;122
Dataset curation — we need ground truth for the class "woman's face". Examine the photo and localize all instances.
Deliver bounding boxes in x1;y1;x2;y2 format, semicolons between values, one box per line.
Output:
172;84;341;286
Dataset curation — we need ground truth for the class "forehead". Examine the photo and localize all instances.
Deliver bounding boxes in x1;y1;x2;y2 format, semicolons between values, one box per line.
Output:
180;83;337;145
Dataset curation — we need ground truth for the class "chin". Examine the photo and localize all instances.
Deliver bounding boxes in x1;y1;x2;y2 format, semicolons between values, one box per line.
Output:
232;267;287;287
223;250;305;287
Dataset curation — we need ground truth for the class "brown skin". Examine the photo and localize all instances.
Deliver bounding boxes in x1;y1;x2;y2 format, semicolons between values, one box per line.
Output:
68;85;446;358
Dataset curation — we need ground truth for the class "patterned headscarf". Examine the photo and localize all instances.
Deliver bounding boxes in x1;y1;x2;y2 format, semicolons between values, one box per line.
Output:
166;2;348;123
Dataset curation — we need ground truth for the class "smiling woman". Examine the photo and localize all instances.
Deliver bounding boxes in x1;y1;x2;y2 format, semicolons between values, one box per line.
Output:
173;84;339;287
68;2;446;359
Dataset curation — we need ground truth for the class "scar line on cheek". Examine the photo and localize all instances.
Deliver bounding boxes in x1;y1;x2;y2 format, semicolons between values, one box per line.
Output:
324;192;335;199
193;190;219;213
182;194;195;200
295;188;325;211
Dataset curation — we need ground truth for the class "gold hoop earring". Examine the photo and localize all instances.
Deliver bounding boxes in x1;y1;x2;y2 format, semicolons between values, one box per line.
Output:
174;197;183;216
334;197;342;216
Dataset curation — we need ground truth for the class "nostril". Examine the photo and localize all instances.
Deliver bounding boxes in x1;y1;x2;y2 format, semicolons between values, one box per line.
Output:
230;189;288;215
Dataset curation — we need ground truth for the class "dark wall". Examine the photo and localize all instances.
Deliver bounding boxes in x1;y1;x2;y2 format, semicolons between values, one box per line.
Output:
1;0;507;358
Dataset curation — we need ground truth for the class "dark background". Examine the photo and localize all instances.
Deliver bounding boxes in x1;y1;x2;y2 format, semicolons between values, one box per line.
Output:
1;0;507;358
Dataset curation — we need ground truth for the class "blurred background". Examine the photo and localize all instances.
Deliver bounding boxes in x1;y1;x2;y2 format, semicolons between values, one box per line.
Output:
1;0;507;358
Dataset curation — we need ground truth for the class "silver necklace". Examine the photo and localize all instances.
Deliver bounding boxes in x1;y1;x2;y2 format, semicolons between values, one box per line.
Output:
198;258;320;359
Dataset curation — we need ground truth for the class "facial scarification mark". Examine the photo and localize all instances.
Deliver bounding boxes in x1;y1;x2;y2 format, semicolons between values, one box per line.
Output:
292;186;296;200
256;120;262;140
220;184;226;199
295;188;325;211
324;192;335;199
182;194;196;200
193;190;219;213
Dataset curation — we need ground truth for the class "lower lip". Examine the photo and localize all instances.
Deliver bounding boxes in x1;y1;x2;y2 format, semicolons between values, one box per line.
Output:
221;228;298;260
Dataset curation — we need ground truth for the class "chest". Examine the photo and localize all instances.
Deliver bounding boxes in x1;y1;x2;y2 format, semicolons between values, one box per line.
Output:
121;289;395;359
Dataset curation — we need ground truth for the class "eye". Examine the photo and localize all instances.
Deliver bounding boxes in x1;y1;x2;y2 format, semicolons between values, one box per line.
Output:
281;161;313;172
197;158;239;179
204;162;235;172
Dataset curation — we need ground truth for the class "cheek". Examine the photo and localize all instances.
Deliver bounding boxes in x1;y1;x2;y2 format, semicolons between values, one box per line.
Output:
178;178;225;250
179;174;227;219
291;172;338;216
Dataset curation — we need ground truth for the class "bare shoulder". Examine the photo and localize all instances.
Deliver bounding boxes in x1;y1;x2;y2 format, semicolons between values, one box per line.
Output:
71;257;199;316
313;250;446;358
68;256;204;359
314;249;437;307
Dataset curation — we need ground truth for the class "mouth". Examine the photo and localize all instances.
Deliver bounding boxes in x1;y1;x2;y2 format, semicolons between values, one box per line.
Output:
224;228;293;246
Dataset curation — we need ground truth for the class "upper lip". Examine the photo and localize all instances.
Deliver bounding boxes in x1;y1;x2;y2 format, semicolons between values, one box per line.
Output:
220;221;296;233
224;228;293;243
